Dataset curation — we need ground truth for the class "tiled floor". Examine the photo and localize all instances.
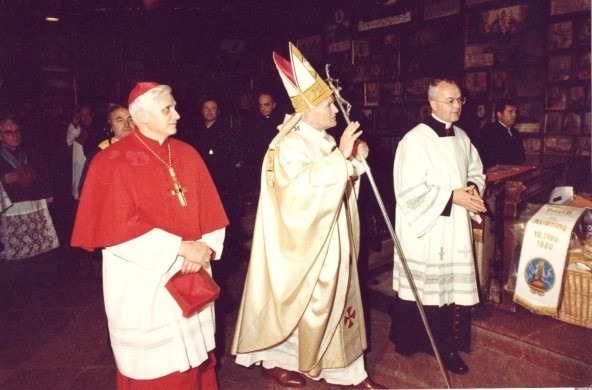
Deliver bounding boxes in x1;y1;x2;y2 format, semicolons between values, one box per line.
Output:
1;235;590;389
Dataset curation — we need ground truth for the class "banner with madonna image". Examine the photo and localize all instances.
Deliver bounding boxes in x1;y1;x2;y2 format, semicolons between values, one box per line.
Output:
514;204;586;316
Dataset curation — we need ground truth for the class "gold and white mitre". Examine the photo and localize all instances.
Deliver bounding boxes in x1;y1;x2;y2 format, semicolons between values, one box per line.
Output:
272;42;332;113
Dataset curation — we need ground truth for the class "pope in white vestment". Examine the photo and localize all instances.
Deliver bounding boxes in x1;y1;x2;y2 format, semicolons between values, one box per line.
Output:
232;43;384;389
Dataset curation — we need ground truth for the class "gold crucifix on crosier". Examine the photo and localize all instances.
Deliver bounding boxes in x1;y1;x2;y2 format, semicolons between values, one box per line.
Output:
168;167;187;207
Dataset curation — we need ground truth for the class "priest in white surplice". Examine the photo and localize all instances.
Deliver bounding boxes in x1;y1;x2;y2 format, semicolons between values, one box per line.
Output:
391;78;487;375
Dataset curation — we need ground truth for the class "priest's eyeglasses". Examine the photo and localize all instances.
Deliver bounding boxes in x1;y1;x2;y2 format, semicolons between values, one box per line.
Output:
0;129;20;136
431;97;466;106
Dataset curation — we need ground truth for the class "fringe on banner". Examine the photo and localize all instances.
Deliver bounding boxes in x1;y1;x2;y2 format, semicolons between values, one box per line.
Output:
513;294;558;317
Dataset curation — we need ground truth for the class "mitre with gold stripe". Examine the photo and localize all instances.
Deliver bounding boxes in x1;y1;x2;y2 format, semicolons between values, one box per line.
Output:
272;42;332;113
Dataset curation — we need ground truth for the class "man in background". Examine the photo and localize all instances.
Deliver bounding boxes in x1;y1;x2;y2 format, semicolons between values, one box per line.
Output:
247;92;283;167
190;98;242;235
477;98;525;169
66;103;98;201
0;116;59;261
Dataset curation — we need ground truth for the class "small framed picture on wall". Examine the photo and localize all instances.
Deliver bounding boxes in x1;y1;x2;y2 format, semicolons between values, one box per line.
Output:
491;69;513;99
364;81;380;107
575;136;591;156
545;112;564;134
465;71;488;97
405;78;431;102
548;55;572;82
564;112;583;134
523;137;542;155
544;136;573;155
547;21;573;50
575;51;591;80
515;101;543;133
546;86;567;110
550;0;591;16
567;86;587;110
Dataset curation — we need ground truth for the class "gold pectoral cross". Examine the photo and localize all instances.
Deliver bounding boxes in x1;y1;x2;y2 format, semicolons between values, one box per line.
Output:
168;167;187;207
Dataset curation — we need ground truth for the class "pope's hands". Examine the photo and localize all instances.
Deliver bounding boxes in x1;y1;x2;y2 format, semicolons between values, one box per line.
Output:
452;185;487;213
178;241;213;274
338;121;363;159
352;140;369;161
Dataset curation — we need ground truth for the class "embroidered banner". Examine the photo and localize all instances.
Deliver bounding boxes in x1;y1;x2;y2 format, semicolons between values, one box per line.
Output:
514;204;586;315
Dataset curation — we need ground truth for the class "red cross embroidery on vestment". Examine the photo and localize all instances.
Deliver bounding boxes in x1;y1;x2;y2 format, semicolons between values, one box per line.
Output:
343;306;356;328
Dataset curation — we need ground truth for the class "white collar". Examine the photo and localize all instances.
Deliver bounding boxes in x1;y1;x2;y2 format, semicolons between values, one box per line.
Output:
431;114;452;129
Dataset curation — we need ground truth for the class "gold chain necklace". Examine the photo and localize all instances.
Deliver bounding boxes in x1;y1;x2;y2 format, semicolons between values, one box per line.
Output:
134;132;187;206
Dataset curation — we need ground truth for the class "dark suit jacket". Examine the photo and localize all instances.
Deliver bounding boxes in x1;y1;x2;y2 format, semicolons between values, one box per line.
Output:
477;121;525;169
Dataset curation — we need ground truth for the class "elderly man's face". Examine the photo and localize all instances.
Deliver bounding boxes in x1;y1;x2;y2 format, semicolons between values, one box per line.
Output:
143;91;180;139
303;95;339;131
258;94;276;117
109;108;134;140
201;101;219;123
0;120;22;150
429;81;463;123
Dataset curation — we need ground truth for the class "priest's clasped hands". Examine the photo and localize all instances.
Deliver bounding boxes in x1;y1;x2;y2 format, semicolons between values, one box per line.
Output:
178;241;213;274
452;185;487;214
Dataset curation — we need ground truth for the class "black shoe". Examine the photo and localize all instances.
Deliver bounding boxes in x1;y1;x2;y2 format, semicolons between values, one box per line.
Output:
395;344;435;357
442;351;469;375
395;345;418;356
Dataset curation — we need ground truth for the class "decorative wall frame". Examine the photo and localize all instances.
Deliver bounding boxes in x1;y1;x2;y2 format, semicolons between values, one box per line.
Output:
523;136;542;154
364;81;380;107
468;4;532;42
465;71;488;96
564;112;583;134
545;111;563;134
465;44;495;68
546;86;567;110
550;0;591;16
422;0;461;21
516;101;543;133
381;80;404;104
491;69;513;98
547;55;572;82
405;77;431;102
325;8;352;54
575;136;591;156
567;86;587;110
547;21;574;50
544;136;573;155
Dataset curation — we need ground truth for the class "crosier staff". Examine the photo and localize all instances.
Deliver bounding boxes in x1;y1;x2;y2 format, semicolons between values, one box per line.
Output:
325;65;452;390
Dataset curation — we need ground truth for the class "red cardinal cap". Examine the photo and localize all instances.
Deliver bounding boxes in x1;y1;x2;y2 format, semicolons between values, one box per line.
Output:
128;81;160;105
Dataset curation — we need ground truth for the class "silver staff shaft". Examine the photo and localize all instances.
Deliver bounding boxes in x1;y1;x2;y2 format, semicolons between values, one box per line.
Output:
325;65;451;389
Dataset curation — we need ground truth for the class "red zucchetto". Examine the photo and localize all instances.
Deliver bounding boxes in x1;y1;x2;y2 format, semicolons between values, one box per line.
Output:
128;81;160;105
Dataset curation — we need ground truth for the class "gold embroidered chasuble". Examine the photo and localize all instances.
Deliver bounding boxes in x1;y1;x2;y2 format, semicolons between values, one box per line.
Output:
232;120;367;376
